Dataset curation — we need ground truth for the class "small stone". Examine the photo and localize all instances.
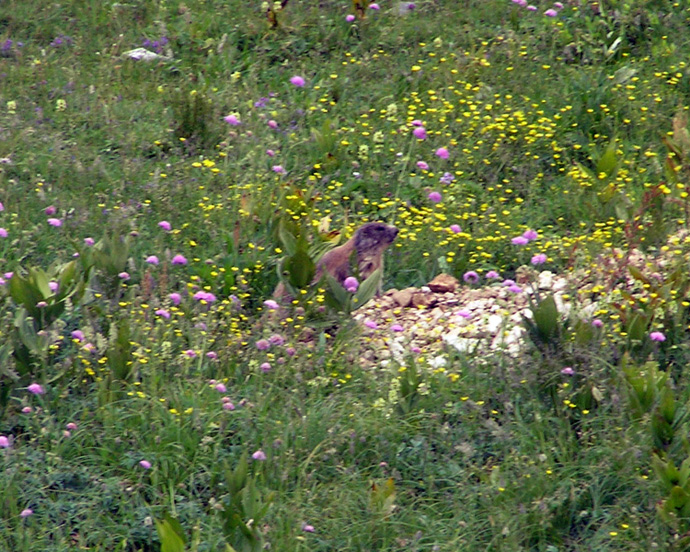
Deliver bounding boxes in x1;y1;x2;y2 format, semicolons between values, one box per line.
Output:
392;288;414;307
427;273;459;293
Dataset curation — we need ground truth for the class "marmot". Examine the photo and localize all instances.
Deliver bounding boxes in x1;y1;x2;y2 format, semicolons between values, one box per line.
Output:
274;222;398;299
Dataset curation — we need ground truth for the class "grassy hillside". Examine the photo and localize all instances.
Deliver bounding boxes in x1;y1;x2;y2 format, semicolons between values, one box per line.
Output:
2;0;690;550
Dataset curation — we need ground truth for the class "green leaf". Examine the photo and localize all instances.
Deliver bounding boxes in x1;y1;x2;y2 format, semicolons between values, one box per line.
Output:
278;220;297;257
353;268;382;309
532;295;559;341
155;515;186;552
283;248;315;289
596;139;618;177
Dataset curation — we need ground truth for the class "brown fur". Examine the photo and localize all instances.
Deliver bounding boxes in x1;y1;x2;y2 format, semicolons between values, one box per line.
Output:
274;222;398;300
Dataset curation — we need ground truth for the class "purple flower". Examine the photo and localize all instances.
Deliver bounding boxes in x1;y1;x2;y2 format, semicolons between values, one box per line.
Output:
553;1;564;8
412;126;427;140
364;320;378;329
193;291;216;302
486;270;500;279
449;224;462;234
456;309;471;318
531;253;547;265
155;309;171;319
290;75;305;87
158;220;172;231
20;508;33;518
369;2;380;9
118;272;130;281
139;460;152;469
252;449;267;461
45;205;57;215
302;523;315;533
343;276;359;293
48;281;59;292
544;8;558;16
169;292;182;305
71;330;84;342
463;271;479;284
215;383;227;393
591;318;603;328
390;324;404;332
272;165;287;175
84;237;95;246
428;191;442;203
267;119;278;129
263;299;280;310
256;339;271;350
260;362;272;373
171;254;187;265
527;4;537;10
440;172;454;185
0;436;9;448
223;114;241;126
511;236;529;245
206;351;218;359
416;161;430;170
47;218;63;227
0;228;7;238
346;14;356;21
523;229;539;241
435;147;449;159
650;331;666;342
269;334;285;346
266;149;275;157
223;401;235;411
27;383;45;395
507;284;522;293
183;349;197;358
145;255;159;265
561;367;575;375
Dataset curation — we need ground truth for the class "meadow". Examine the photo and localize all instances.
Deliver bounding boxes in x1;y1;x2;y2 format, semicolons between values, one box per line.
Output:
2;0;690;550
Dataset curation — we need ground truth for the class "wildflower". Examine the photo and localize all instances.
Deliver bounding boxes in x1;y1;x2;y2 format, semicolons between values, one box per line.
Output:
155;309;171;319
84;237;95;246
390;324;404;332
527;4;537;10
215;383;227;393
463;271;479;284
47;218;62;227
27;383;45;395
21;407;32;414
139;460;152;469
206;351;218;359
343;276;359;292
544;8;558;16
48;281;58;292
522;229;539;241
364;320;378;329
36;301;47;308
145;255;159;265
435;147;449;159
553;1;564;8
456;310;471;318
507;284;522;293
369;2;380;9
0;228;7;238
0;436;9;448
45;205;57;215
169;292;182;305
171;254;187;265
0;202;3;211
561;367;575;375
269;334;285;346
511;236;529;245
183;349;197;358
346;14;356;21
223;401;235;411
440;172;454;185
267;119;278;129
412;126;427;140
118;272;130;281
486;270;500;279
252;450;267;461
416;161;430;170
531;253;547;265
286;347;296;356
71;330;84;341
266;149;275;157
428;191;442;203
20;509;33;518
223;113;241;125
260;362;272;372
650;331;666;342
302;523;315;533
290;75;305;87
66;422;77;430
591;318;603;328
263;299;280;309
158;220;172;231
449;224;462;233
272;165;287;174
256;339;271;350
411;346;422;353
193;291;216;302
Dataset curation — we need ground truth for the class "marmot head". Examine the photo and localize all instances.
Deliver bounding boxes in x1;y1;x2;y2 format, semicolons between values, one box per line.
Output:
353;222;399;255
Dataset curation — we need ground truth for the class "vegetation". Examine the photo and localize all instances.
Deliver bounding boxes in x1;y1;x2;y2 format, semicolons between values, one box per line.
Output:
2;0;690;549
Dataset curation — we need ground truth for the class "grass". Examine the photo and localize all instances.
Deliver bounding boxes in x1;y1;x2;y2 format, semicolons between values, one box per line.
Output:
2;0;690;550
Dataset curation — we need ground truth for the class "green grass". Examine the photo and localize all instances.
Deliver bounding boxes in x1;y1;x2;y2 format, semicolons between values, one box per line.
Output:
3;0;690;550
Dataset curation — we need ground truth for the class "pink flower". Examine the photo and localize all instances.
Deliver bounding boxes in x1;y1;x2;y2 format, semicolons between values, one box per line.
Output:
0;228;7;238
449;224;462;233
412;126;427;140
650;331;666;342
463;271;479;284
252;449;267;461
263;299;280;310
269;334;285;346
591;318;603;328
71;330;84;341
223;401;235;411
343;277;359;292
267;119;278;129
364;320;378;329
544;8;558;16
369;3;380;9
84;237;95;246
171;254;187;265
390;324;404;332
48;281;59;292
456;310;471;318
47;218;62;227
20;508;33;518
416;161;429;170
522;229;539;241
183;349;197;358
158;220;172;231
266;149;275;157
155;309;171;319
428;191;442;203
145;255;159;265
0;435;10;448
66;422;78;430
272;165;286;174
215;383;227;393
531;253;547;265
507;284;522;293
223;114;241;125
260;362;272;372
206;351;218;359
561;367;575;375
435;147;449;159
256;339;270;350
169;292;182;305
346;14;356;21
486;270;500;279
290;75;305;87
511;236;529;245
302;523;315;533
411;119;423;126
118;272;130;280
139;460;152;469
27;383;45;395
0;202;4;211
553;2;564;8
527;4;537;10
45;205;56;215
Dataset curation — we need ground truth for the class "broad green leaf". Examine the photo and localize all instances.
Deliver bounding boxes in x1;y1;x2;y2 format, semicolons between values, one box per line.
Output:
533;295;559;341
353;268;382;309
284;248;315;289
